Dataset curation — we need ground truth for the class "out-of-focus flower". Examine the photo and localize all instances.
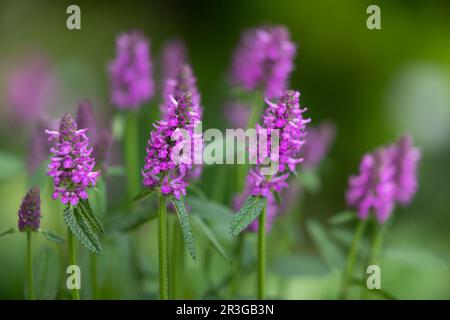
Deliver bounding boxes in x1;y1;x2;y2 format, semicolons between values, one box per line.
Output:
93;128;114;170
76;100;97;141
76;100;113;170
346;135;421;223
160;38;188;83
46;114;100;206
18;187;41;232
6;54;56;122
27;120;51;175
346;147;396;223
142;92;201;199
301;121;336;170
391;135;421;205
108;31;154;109
231;26;296;98
223;102;251;129
248;90;309;196
161;64;201;116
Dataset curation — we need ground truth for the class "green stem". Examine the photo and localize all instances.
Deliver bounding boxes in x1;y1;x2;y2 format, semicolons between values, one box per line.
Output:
158;193;169;300
229;234;244;298
91;253;98;299
26;231;35;300
257;205;267;300
125;111;140;203
340;219;368;299
67;228;80;300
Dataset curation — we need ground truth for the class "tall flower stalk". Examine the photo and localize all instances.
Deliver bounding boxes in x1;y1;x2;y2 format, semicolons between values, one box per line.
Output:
109;31;154;203
230;90;309;299
46;113;104;300
140;92;200;299
340;135;420;299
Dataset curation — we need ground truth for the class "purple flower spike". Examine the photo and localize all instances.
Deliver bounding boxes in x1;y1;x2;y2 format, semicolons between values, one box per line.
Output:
109;31;154;109
46;113;100;206
346;148;396;223
301;121;336;169
160;38;188;82
18;187;41;232
248;90;310;197
391;135;421;205
231;26;296;98
76;100;97;142
142;92;201;199
161;64;201;116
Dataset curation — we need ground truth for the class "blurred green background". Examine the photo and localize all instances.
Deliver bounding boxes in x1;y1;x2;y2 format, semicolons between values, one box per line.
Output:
0;0;449;299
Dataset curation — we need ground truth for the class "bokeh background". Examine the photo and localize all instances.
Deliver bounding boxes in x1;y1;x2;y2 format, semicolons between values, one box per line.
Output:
0;0;449;299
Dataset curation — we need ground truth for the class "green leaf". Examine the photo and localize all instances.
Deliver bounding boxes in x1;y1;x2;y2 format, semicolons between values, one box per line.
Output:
39;229;65;244
191;215;230;262
270;254;330;277
229;196;266;236
63;206;102;254
132;189;156;202
77;199;104;233
105;207;157;233
328;211;356;225
0;227;18;238
307;220;345;269
33;247;59;300
0;151;25;180
171;198;196;261
186;197;234;223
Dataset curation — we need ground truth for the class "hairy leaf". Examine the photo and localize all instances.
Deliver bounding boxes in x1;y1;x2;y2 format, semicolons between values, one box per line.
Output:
63;206;102;254
229;196;266;236
172;198;196;261
78;199;104;233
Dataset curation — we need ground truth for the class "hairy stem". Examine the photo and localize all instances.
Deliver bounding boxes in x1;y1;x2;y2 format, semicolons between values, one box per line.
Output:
26;231;35;300
67;228;80;300
257;205;267;300
158;193;169;300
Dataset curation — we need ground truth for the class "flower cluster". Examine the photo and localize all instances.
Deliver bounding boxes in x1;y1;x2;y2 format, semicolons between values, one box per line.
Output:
46;114;100;206
109;31;154;109
142;92;201;199
301;121;336;170
160;38;188;82
231;26;296;98
346;135;420;223
18;187;41;232
247;90;310;197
